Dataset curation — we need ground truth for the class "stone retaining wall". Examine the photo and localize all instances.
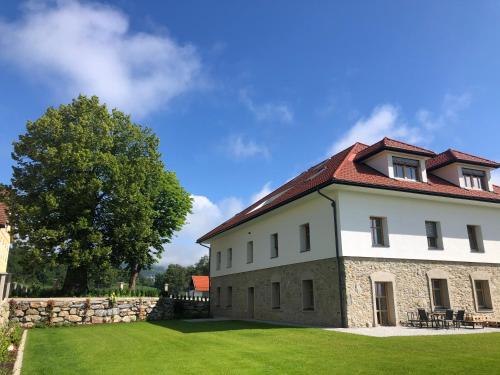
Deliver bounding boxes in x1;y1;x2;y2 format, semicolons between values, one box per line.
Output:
8;296;209;328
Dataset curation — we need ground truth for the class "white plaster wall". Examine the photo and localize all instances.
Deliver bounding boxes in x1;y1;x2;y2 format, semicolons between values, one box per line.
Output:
338;189;500;263
366;151;428;182
0;227;9;273
433;163;494;192
208;195;336;277
365;153;389;176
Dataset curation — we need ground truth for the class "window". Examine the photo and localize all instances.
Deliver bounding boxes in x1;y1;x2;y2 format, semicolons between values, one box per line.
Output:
246;241;254;264
393;157;420;181
431;279;450;310
302;280;314;311
370;217;388;247
227;248;232;268
226;286;233;308
216;251;221;270
467;225;484;252
463;168;487;190
271;282;281;309
270;233;279;258
425;221;442;249
474;280;492;310
300;223;311;252
216;287;221;307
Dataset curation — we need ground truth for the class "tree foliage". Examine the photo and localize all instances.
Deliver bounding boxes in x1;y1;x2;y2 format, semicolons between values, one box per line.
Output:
5;96;192;295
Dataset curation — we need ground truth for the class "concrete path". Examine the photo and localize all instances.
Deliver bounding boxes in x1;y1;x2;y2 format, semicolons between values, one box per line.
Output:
325;326;500;337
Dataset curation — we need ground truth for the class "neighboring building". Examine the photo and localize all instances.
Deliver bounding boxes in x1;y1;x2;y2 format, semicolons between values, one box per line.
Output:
0;202;10;273
198;138;500;327
188;276;210;298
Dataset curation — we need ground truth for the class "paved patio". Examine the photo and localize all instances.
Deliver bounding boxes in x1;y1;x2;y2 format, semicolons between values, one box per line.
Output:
326;326;500;337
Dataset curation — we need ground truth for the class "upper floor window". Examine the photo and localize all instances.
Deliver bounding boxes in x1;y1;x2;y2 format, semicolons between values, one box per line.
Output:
393;157;420;181
227;248;232;268
467;225;484;253
246;241;254;264
425;221;442;250
370;217;389;247
463;168;487;190
216;251;221;270
299;223;311;252
270;233;279;258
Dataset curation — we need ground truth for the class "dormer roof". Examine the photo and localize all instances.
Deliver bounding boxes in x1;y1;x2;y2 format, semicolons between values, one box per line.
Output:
354;137;435;162
427;149;500;171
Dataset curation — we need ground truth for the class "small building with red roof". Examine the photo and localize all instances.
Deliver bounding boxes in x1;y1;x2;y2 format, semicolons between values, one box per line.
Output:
188;275;210;298
199;137;500;328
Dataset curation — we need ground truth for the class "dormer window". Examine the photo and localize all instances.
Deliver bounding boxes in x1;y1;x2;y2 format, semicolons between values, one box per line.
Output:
393;157;420;181
462;168;486;190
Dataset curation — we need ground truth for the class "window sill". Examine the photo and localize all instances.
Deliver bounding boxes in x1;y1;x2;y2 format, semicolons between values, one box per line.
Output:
470;250;485;254
428;247;444;251
476;308;494;314
246;261;253;264
270;256;279;259
272;307;282;311
372;245;390;248
302;308;315;312
300;249;311;253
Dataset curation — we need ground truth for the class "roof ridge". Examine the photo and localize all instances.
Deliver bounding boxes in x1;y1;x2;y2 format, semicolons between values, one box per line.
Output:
383;137;436;154
448;148;498;163
332;143;364;179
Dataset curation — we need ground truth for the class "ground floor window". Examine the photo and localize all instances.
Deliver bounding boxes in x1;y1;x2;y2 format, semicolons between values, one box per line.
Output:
474;280;493;310
302;280;314;311
431;279;450;310
226;286;233;309
216;287;221;307
272;282;281;309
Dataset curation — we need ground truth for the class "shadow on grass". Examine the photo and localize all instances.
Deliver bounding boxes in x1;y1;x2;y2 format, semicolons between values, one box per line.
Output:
147;319;305;334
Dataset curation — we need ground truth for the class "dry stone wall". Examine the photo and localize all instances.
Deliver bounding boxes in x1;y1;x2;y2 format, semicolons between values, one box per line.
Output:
0;300;8;327
8;296;209;328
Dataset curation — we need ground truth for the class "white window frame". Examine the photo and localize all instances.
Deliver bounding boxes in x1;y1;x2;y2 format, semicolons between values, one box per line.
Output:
270;233;279;258
246;241;254;264
226;248;232;268
299;223;311;252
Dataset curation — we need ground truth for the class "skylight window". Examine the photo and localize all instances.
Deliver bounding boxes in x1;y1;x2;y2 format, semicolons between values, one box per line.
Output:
306;167;327;182
246;188;291;214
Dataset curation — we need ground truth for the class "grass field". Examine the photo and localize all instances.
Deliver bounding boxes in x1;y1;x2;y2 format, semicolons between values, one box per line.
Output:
23;320;500;374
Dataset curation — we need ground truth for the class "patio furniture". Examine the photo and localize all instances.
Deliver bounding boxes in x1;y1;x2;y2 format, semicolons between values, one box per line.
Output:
453;310;465;328
442;309;454;329
417;308;433;328
463;313;486;329
406;311;420;327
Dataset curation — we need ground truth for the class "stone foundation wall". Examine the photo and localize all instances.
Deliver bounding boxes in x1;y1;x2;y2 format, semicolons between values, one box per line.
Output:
211;258;342;326
8;296;209;328
343;257;500;327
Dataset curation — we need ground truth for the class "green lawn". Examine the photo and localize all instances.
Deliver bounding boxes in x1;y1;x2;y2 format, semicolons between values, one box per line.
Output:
23;321;500;375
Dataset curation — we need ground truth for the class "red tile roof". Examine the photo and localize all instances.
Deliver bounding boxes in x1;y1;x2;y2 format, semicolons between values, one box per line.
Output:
197;139;500;243
191;276;209;292
427;149;500;171
0;203;7;226
354;137;435;162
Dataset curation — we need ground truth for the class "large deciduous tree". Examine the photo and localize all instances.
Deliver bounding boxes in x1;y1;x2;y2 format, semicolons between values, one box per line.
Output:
6;96;192;295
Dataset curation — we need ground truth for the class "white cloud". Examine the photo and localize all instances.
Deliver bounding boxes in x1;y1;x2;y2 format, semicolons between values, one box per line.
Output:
239;89;293;123
417;93;471;130
327;104;423;155
491;170;500;187
161;180;272;266
250;181;272;203
0;0;202;117
226;135;270;159
162;194;244;266
328;94;471;155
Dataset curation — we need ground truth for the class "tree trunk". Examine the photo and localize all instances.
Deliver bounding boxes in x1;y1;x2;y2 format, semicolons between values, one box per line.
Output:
128;265;141;290
62;265;89;296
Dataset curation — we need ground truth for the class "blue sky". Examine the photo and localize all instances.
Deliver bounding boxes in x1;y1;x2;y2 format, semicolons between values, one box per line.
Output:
1;0;500;265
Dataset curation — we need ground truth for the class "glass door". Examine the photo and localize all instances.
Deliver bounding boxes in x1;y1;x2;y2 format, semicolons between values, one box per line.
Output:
375;282;389;326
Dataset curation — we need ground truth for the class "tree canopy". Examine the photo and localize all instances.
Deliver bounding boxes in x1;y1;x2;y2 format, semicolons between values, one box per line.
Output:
4;96;192;295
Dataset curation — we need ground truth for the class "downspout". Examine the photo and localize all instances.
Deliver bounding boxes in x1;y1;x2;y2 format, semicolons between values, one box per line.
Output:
199;243;211;317
317;189;346;328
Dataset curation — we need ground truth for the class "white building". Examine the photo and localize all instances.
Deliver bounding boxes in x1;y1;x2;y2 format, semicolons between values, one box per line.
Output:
198;138;500;327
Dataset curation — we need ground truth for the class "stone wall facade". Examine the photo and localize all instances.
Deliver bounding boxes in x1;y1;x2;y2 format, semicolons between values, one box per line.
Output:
8;296;209;328
211;258;342;326
343;257;500;327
